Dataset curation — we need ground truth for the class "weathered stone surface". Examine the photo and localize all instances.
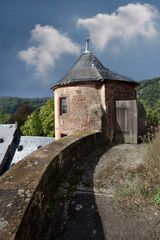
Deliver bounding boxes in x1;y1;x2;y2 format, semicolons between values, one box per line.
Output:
54;81;138;143
57;143;160;240
54;84;103;139
0;131;104;240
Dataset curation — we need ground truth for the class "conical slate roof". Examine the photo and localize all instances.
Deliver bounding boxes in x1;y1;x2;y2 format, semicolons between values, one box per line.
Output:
53;52;136;88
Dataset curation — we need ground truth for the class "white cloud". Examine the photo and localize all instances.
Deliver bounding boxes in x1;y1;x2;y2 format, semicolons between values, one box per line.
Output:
18;24;80;77
77;3;160;51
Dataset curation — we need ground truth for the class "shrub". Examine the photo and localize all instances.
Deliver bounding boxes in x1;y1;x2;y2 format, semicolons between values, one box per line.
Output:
141;132;160;186
139;125;160;143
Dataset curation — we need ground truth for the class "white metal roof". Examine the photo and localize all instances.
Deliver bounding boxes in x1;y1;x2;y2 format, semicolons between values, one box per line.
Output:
0;124;17;164
12;136;54;164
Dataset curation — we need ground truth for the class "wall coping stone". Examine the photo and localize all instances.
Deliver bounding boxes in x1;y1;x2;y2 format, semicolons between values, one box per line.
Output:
0;131;103;240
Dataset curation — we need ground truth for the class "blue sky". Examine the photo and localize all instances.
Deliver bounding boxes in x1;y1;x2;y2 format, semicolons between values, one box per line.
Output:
1;0;160;98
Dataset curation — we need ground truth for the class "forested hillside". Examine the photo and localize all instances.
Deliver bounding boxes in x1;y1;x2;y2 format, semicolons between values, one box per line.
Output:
0;96;54;136
0;77;159;127
0;97;49;124
137;78;160;108
137;77;160;125
0;97;48;114
21;99;54;137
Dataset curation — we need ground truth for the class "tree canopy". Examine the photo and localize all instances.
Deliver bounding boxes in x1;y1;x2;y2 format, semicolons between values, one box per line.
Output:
21;111;43;136
0;113;11;124
39;99;55;137
9;104;33;127
137;78;160;126
21;99;55;137
0;96;48;114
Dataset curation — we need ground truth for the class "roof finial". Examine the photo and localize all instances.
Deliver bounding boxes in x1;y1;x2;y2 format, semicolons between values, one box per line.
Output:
85;37;90;53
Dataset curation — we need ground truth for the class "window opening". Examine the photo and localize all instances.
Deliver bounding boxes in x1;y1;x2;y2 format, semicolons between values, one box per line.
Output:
61;134;67;138
60;97;67;115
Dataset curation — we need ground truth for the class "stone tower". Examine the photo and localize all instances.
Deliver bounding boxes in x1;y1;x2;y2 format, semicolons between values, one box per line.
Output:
52;40;139;143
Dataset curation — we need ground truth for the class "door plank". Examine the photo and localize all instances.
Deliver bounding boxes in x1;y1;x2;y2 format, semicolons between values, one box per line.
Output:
116;100;137;144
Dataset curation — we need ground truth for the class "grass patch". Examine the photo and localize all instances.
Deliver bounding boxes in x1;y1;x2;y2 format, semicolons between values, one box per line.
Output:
114;132;160;203
139;133;160;189
115;186;137;198
122;133;160;203
154;191;160;205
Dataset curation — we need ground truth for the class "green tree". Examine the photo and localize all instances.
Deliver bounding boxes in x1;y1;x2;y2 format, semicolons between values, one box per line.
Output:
0;96;48;114
21;111;43;136
0;113;11;124
137;78;160;108
39;99;55;137
21;98;55;137
137;78;160;126
147;104;160;126
10;104;33;127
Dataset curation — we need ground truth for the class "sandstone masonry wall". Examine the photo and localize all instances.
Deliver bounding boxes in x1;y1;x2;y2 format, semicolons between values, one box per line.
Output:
54;84;103;139
0;131;104;240
54;81;137;142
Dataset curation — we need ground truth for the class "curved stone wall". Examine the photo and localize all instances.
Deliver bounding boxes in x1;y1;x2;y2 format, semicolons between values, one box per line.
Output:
0;131;104;240
54;84;104;139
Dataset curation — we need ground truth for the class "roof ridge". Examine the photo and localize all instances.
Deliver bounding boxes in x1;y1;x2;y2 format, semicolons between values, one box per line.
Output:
52;51;136;89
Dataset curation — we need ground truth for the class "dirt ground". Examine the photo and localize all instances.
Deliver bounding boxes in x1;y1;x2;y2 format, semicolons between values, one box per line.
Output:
56;144;160;240
93;144;160;240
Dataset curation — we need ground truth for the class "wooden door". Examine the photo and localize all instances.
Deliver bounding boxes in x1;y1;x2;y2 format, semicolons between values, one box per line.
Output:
116;100;137;144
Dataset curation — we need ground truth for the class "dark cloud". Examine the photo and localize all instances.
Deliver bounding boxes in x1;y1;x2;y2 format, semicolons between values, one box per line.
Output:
0;0;160;97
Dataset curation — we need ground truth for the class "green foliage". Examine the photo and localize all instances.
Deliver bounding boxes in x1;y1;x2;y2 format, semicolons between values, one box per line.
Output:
0;96;48;114
137;78;160;108
21;98;55;137
39;99;55;137
137;78;160;126
147;106;160;126
0;113;11;124
115;186;137;198
155;191;160;205
9;104;33;127
21;112;43;136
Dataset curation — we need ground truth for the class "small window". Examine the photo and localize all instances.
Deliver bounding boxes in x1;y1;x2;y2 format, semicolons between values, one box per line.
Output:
61;134;67;138
60;97;67;115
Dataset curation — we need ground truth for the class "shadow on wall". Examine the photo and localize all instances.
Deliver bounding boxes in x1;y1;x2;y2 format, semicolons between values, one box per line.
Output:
55;145;107;240
137;101;147;137
0;129;20;176
101;105;125;144
17;133;107;240
115;121;125;144
0;132;107;240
